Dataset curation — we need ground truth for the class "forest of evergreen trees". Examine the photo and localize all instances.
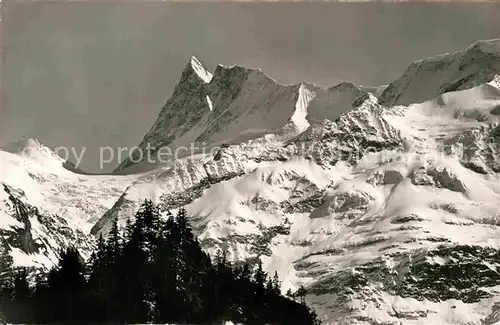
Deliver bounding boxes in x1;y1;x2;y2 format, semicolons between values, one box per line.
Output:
0;200;320;325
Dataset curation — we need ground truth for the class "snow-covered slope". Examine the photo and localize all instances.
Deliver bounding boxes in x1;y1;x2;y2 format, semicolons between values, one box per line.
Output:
0;139;136;269
2;39;500;324
380;39;500;107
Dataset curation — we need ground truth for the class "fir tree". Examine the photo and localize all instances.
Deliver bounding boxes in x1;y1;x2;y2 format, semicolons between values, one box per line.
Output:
0;240;13;285
125;216;133;239
118;200;157;322
0;240;13;312
296;285;307;305
272;271;281;294
12;268;30;302
253;258;268;311
46;247;87;322
11;268;33;323
2;199;321;325
152;213;180;321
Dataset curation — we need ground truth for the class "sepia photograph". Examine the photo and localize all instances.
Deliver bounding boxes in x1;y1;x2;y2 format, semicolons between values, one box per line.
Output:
1;1;499;325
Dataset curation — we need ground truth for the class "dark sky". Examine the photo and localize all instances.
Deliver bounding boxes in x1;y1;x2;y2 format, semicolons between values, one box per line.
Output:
2;2;499;172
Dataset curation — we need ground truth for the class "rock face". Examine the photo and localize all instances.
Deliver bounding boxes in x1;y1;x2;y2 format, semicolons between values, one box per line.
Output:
443;123;500;173
1;39;500;325
0;139;132;269
307;245;500;325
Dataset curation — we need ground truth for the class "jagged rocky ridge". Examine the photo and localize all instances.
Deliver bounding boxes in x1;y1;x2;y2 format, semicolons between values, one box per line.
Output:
115;57;370;173
1;39;500;325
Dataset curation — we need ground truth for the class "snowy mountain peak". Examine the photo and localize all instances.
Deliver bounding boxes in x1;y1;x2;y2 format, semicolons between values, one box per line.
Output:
379;38;500;107
0;137;65;168
209;62;277;88
189;55;213;83
115;58;371;172
1;137;43;154
213;63;282;85
469;38;500;54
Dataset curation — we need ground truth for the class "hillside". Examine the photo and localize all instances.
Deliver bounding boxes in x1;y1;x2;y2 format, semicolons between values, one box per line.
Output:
1;39;499;325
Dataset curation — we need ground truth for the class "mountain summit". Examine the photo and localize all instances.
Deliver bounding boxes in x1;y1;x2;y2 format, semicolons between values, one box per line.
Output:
0;138;66;170
189;55;213;83
114;57;370;173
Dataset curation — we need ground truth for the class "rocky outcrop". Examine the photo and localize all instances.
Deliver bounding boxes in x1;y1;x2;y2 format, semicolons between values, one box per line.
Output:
307;245;500;324
411;162;467;193
2;39;500;325
443;124;500;173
